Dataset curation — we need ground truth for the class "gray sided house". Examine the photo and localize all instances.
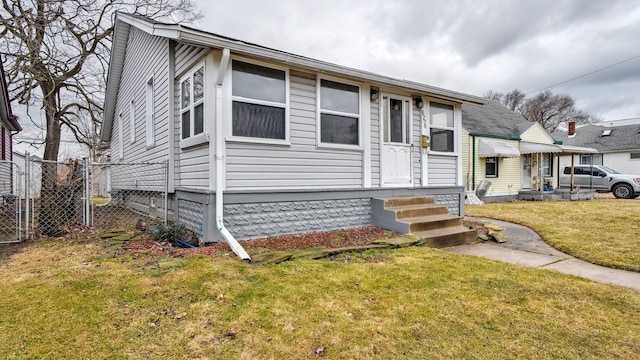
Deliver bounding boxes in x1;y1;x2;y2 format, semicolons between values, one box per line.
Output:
101;13;486;255
555;123;640;175
0;57;22;195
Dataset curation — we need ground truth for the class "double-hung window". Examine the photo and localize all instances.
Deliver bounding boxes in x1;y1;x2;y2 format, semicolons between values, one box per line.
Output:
231;60;287;141
580;154;602;165
429;102;455;153
180;64;205;141
485;157;498;177
318;79;360;146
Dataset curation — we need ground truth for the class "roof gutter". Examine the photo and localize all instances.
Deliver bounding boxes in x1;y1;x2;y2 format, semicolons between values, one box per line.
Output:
468;132;521;141
214;48;250;262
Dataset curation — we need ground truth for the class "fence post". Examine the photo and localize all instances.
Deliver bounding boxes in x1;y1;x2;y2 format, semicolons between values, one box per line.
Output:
84;158;91;227
25;153;30;239
16;162;22;242
164;157;169;224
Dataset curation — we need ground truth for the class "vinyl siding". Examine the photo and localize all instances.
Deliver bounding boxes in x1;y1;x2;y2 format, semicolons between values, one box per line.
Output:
226;72;364;190
461;130;471;188
370;99;380;187
173;42;213;190
521;123;554;144
428;155;457;186
472;137;521;195
411;104;422;183
110;28;171;190
175;42;209;77
0;128;11;193
2;126;9;160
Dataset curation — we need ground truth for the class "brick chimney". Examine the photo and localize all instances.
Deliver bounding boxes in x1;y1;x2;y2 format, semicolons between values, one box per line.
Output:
568;122;576;136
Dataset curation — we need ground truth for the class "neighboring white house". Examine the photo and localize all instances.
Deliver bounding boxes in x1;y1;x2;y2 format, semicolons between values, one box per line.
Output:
100;13;486;248
12;152;42;198
555;123;640;175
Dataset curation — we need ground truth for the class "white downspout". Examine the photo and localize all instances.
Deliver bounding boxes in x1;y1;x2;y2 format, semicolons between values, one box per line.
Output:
215;48;251;261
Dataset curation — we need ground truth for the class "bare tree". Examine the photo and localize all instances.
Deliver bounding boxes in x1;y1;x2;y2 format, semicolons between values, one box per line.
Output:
0;0;202;162
483;90;503;102
503;89;526;112
519;90;593;133
1;0;201;235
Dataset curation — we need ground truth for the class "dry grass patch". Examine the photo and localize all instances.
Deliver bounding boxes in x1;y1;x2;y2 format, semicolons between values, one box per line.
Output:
1;239;640;359
466;198;640;271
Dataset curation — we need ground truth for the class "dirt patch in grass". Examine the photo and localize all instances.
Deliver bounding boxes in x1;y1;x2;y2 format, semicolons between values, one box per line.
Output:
0;242;29;262
122;226;396;259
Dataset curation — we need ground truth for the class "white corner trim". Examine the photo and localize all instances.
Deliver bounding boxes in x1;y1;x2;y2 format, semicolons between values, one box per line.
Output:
362;83;372;188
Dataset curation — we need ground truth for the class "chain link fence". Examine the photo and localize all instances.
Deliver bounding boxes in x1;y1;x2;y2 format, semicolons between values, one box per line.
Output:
0;160;23;243
13;156;168;239
88;161;168;229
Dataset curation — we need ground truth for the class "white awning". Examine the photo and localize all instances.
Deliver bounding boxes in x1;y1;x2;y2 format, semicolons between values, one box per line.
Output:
478;139;520;158
557;144;598;154
519;141;562;154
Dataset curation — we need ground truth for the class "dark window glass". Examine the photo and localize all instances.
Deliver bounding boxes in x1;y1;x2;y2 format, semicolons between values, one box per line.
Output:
232;61;285;103
181;79;190;109
181;111;190;139
232;101;285;139
390;98;403;143
194;103;204;135
430;128;454;152
320;114;359;145
486;157;498;177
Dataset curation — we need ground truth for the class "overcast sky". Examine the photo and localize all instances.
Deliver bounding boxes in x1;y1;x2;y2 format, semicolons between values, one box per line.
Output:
193;0;640;122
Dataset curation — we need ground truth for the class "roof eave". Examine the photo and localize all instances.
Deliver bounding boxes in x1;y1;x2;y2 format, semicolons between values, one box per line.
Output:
175;27;486;105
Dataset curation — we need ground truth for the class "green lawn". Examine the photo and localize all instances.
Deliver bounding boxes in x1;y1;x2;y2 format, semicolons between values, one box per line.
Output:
466;198;640;272
1;238;639;359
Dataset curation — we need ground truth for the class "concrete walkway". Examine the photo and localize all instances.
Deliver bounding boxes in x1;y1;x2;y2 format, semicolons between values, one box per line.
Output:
447;218;640;292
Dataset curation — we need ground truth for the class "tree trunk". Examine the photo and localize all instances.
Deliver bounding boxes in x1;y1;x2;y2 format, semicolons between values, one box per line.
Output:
39;89;69;236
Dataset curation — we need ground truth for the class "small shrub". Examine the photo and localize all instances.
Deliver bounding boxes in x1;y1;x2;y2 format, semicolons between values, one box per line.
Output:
148;221;186;246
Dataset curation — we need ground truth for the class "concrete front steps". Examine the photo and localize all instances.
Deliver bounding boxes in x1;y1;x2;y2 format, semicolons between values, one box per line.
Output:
372;196;476;248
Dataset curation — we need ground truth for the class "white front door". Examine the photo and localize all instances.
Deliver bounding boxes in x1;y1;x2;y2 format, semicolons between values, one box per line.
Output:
381;95;412;186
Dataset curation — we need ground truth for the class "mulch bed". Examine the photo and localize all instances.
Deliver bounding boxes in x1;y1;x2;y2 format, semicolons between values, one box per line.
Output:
123;226;395;258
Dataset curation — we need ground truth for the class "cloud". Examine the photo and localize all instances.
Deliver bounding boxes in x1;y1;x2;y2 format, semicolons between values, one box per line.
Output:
193;0;640;120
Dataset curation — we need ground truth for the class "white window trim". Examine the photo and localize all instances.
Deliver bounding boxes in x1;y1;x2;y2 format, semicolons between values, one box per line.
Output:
316;75;363;150
179;62;207;149
146;76;155;149
426;99;458;157
227;56;290;145
129;100;135;144
117;113;124;160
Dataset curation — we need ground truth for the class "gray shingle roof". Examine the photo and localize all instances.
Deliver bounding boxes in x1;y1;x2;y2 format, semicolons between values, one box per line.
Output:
554;124;640;152
461;100;531;139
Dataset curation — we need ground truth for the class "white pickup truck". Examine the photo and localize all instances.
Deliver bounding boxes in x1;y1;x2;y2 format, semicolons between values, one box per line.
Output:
558;165;640;199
